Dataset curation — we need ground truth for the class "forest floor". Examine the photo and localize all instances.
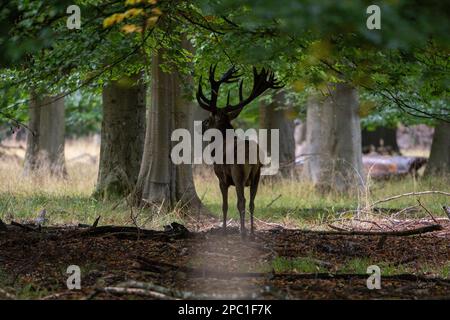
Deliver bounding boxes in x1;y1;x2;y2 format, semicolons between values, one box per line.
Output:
1;138;449;299
0;216;449;300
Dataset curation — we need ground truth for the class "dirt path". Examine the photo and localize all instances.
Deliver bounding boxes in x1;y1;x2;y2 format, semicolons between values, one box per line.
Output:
0;220;449;299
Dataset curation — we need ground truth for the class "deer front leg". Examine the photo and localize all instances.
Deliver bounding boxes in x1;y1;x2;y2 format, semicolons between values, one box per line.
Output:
249;175;260;239
219;182;229;234
235;184;246;238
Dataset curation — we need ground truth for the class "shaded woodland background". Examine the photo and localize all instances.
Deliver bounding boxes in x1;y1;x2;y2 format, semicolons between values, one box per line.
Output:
0;0;449;300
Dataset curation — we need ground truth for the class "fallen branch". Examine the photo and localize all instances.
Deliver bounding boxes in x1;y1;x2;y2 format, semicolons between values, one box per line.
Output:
265;194;282;209
255;217;284;229
92;216;101;228
77;225;190;239
115;280;267;300
327;224;348;232
0;288;16;300
0;218;7;231
41;292;74;300
10;221;36;232
100;286;176;300
390;205;420;218
325;224;442;236
371;191;450;207
417;199;440;224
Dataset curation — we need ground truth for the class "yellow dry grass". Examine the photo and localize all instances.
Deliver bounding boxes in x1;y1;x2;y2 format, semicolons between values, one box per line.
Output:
0;137;448;230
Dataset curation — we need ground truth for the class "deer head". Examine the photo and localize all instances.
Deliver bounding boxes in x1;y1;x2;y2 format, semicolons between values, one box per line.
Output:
196;65;283;134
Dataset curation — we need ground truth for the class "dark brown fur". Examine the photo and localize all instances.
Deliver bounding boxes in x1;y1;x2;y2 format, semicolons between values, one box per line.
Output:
196;65;282;238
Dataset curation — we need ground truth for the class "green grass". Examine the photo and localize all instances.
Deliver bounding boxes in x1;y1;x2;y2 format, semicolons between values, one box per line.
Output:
271;257;328;273
198;172;449;227
269;256;450;278
0;145;448;229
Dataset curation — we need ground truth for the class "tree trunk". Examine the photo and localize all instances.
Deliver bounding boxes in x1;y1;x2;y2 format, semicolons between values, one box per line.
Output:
424;121;450;176
94;74;146;200
259;91;295;175
133;46;205;214
294;118;307;158
362;126;399;154
23;93;66;176
302;84;364;193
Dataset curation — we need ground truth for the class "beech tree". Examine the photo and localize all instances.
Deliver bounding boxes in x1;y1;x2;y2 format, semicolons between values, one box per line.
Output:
259;91;295;175
1;0;448;207
23;93;66;176
94;74;146;199
425;122;450;176
302;84;364;192
133;45;206;213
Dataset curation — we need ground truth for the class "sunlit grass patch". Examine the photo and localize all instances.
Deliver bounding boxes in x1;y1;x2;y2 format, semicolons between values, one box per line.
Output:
271;257;328;274
0;138;448;229
196;170;449;226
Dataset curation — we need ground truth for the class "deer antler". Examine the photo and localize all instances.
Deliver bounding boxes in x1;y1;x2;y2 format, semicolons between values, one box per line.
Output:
221;67;283;113
196;65;282;114
196;64;241;113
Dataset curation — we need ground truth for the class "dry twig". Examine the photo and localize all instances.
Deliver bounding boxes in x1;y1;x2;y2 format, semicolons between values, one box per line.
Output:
371;191;450;207
417;199;440;225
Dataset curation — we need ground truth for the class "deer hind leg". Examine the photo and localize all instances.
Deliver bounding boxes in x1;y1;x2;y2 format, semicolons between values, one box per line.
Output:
249;173;260;239
219;182;229;234
235;183;246;238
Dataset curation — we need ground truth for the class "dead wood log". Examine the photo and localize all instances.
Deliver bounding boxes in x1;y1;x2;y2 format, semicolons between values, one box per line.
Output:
100;286;176;300
10;221;36;232
116;280;267;300
77;225;190;239
325;224;443;236
92;216;101;228
0;218;7;231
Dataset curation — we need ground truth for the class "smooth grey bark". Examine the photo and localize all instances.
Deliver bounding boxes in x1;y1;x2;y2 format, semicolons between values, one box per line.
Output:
425;121;450;176
23;93;66;176
294;119;307;158
133;46;206;214
259;91;295;175
94;74;146;200
302;84;364;192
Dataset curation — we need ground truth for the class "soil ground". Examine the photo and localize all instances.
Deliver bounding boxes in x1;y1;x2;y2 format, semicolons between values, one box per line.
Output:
1;217;449;300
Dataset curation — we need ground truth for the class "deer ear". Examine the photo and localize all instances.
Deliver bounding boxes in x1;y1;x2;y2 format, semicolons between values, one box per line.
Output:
227;108;243;120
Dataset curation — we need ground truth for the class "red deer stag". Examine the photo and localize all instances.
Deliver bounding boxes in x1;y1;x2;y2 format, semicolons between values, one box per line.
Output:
196;65;282;238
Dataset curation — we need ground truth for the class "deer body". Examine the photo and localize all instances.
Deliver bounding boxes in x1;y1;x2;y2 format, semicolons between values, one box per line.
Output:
196;65;281;238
